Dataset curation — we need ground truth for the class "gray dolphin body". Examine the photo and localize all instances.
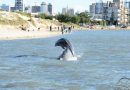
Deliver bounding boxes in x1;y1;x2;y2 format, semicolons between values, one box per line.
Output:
55;38;77;60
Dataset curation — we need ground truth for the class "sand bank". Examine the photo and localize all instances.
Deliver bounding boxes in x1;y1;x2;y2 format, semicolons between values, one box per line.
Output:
0;28;62;40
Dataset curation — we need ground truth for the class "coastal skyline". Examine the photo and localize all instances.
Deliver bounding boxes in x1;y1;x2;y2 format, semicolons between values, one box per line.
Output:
0;0;112;13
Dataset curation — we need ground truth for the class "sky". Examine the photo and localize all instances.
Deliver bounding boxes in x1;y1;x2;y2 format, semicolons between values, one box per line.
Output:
0;0;113;13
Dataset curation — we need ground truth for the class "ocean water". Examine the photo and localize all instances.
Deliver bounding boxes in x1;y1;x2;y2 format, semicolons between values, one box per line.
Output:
0;30;130;90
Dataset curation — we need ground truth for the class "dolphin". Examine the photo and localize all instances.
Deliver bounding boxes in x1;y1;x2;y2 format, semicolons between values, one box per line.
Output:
55;38;77;61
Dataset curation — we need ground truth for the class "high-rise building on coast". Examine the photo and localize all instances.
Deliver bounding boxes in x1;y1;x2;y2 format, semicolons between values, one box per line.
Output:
114;0;129;24
113;0;120;2
32;6;40;13
90;3;106;20
0;0;53;15
90;3;96;16
62;7;75;16
89;0;129;25
62;8;67;15
10;7;16;12
15;0;24;12
48;3;52;15
40;2;48;14
67;8;74;16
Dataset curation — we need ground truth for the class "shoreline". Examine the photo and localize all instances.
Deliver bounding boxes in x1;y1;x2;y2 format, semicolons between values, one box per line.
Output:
0;28;62;40
0;27;130;40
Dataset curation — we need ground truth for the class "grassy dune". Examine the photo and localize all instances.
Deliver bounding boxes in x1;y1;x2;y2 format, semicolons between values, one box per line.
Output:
0;12;28;26
0;11;80;30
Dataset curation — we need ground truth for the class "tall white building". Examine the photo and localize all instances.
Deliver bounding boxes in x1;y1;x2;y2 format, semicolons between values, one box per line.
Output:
32;6;40;13
68;8;74;16
62;7;74;16
40;2;48;14
48;3;52;15
106;2;118;25
89;0;129;25
90;3;106;21
90;3;96;16
62;8;67;15
119;0;128;24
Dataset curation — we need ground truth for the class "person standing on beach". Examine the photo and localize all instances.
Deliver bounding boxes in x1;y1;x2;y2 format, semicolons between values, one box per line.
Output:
61;26;64;34
63;25;65;30
68;27;72;33
73;26;74;29
50;25;52;31
58;26;59;31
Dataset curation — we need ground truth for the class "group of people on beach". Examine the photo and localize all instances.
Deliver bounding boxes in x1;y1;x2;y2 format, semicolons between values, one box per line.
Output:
50;25;74;34
20;24;74;34
20;25;38;32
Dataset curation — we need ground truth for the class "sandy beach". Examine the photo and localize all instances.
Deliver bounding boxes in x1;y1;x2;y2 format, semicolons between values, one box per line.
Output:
0;27;62;40
0;11;64;40
0;26;129;40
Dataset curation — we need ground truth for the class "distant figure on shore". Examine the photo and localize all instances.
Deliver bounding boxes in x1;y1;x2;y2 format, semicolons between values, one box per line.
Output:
61;27;64;34
50;25;52;31
21;25;26;31
38;27;40;31
63;25;65;30
65;28;68;33
73;26;74;29
68;27;72;33
58;26;59;31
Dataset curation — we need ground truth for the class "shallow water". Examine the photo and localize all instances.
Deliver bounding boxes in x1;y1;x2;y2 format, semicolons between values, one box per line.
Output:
0;30;130;90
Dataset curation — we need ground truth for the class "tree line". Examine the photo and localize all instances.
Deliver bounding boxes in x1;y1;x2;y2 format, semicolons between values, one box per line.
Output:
56;12;90;24
37;12;90;25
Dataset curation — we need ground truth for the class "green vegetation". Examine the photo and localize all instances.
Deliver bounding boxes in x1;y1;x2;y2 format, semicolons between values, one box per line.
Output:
55;14;79;23
38;14;53;20
37;11;90;26
0;11;80;28
55;11;90;25
77;12;90;24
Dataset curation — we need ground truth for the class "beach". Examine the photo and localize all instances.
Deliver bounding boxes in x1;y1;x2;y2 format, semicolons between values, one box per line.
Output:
0;27;62;40
0;26;130;40
0;11;79;40
1;11;130;41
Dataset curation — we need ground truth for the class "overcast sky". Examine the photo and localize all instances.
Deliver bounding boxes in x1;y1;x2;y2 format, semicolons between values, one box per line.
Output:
0;0;116;13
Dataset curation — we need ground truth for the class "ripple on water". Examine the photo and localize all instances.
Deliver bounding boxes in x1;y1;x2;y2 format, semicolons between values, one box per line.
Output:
0;30;130;90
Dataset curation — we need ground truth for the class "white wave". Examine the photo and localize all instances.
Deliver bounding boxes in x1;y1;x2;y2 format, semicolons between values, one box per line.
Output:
66;56;78;61
59;54;82;61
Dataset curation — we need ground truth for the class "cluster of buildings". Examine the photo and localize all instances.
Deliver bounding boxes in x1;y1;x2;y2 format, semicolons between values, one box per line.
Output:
62;7;75;16
0;0;76;16
89;0;130;25
26;2;52;15
0;0;53;15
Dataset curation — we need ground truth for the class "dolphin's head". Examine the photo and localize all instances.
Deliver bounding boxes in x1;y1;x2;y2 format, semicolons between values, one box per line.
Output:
55;38;74;56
